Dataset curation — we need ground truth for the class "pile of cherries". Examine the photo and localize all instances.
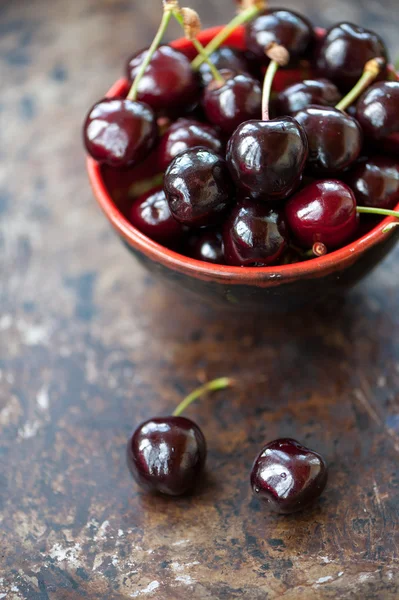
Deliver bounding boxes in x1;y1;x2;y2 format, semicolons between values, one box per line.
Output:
84;0;399;267
83;3;398;513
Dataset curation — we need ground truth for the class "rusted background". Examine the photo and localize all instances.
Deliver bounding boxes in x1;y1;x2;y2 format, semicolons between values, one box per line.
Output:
0;0;398;598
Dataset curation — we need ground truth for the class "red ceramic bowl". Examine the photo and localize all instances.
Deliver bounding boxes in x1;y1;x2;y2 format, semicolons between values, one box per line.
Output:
87;26;399;311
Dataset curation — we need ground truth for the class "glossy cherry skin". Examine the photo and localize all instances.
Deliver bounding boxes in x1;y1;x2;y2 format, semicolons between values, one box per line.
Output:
83;99;157;168
285;180;359;249
251;438;328;514
275;79;342;116
158;118;223;172
345;156;399;210
226;118;308;202
223;200;288;266
164;148;234;227
198;46;254;87
186;230;225;264
129;186;184;247
356;82;399;141
203;70;262;136
127;417;206;496
294;106;362;175
315;23;388;92
126;45;200;117
246;9;314;64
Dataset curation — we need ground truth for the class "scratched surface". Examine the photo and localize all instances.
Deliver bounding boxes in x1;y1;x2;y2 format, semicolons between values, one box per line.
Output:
0;0;399;598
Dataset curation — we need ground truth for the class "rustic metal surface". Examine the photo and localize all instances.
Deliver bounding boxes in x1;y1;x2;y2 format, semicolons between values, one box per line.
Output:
1;0;399;598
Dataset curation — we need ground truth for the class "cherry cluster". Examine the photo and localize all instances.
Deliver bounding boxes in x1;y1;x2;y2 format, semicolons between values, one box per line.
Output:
84;1;399;266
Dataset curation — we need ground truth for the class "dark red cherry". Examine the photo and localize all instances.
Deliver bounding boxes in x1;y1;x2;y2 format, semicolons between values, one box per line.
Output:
202;71;262;136
83;99;157;168
186;230;225;264
226;118;308;202
164;148;233;227
246;9;314;65
126;45;200;117
127;417;206;496
285;180;359;249
198;46;254;87
356;82;399;141
275;79;342;116
379;133;399;158
294;106;362;174
223;199;288;266
345;156;399;210
158;118;223;172
315;22;388;92
129;185;184;247
251;438;328;514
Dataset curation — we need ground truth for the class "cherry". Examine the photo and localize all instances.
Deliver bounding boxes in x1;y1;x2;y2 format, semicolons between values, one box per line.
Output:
83;99;157;168
226;43;308;201
274;79;342;116
345;156;399;210
127;417;206;496
291;59;383;176
379;134;399;158
356;82;399;141
294;106;362;174
126;45;200;117
164;147;234;227
129;185;184;247
202;70;262;136
127;378;231;496
227;118;308;201
198;46;255;87
158;118;223;172
186;230;225;264
251;438;328;514
246;9;314;65
223;199;288;266
226;44;308;202
285;180;359;249
315;23;388;92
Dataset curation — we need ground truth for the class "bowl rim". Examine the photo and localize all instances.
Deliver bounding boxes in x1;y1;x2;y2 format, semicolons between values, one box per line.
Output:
86;25;399;286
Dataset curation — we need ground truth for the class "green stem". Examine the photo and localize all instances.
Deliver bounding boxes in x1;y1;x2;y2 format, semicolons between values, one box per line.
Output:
262;60;279;120
191;4;261;70
356;206;399;219
335;58;383;112
303;249;315;259
172;11;224;83
127;8;173;101
128;173;164;198
172;377;232;417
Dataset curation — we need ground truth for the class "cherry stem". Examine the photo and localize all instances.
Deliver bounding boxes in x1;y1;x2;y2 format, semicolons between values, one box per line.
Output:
335;57;385;112
172;11;225;83
128;173;164;199
127;3;174;101
191;3;264;70
312;242;328;257
262;44;289;120
357;206;399;219
172;377;232;417
301;242;328;259
262;60;279;121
